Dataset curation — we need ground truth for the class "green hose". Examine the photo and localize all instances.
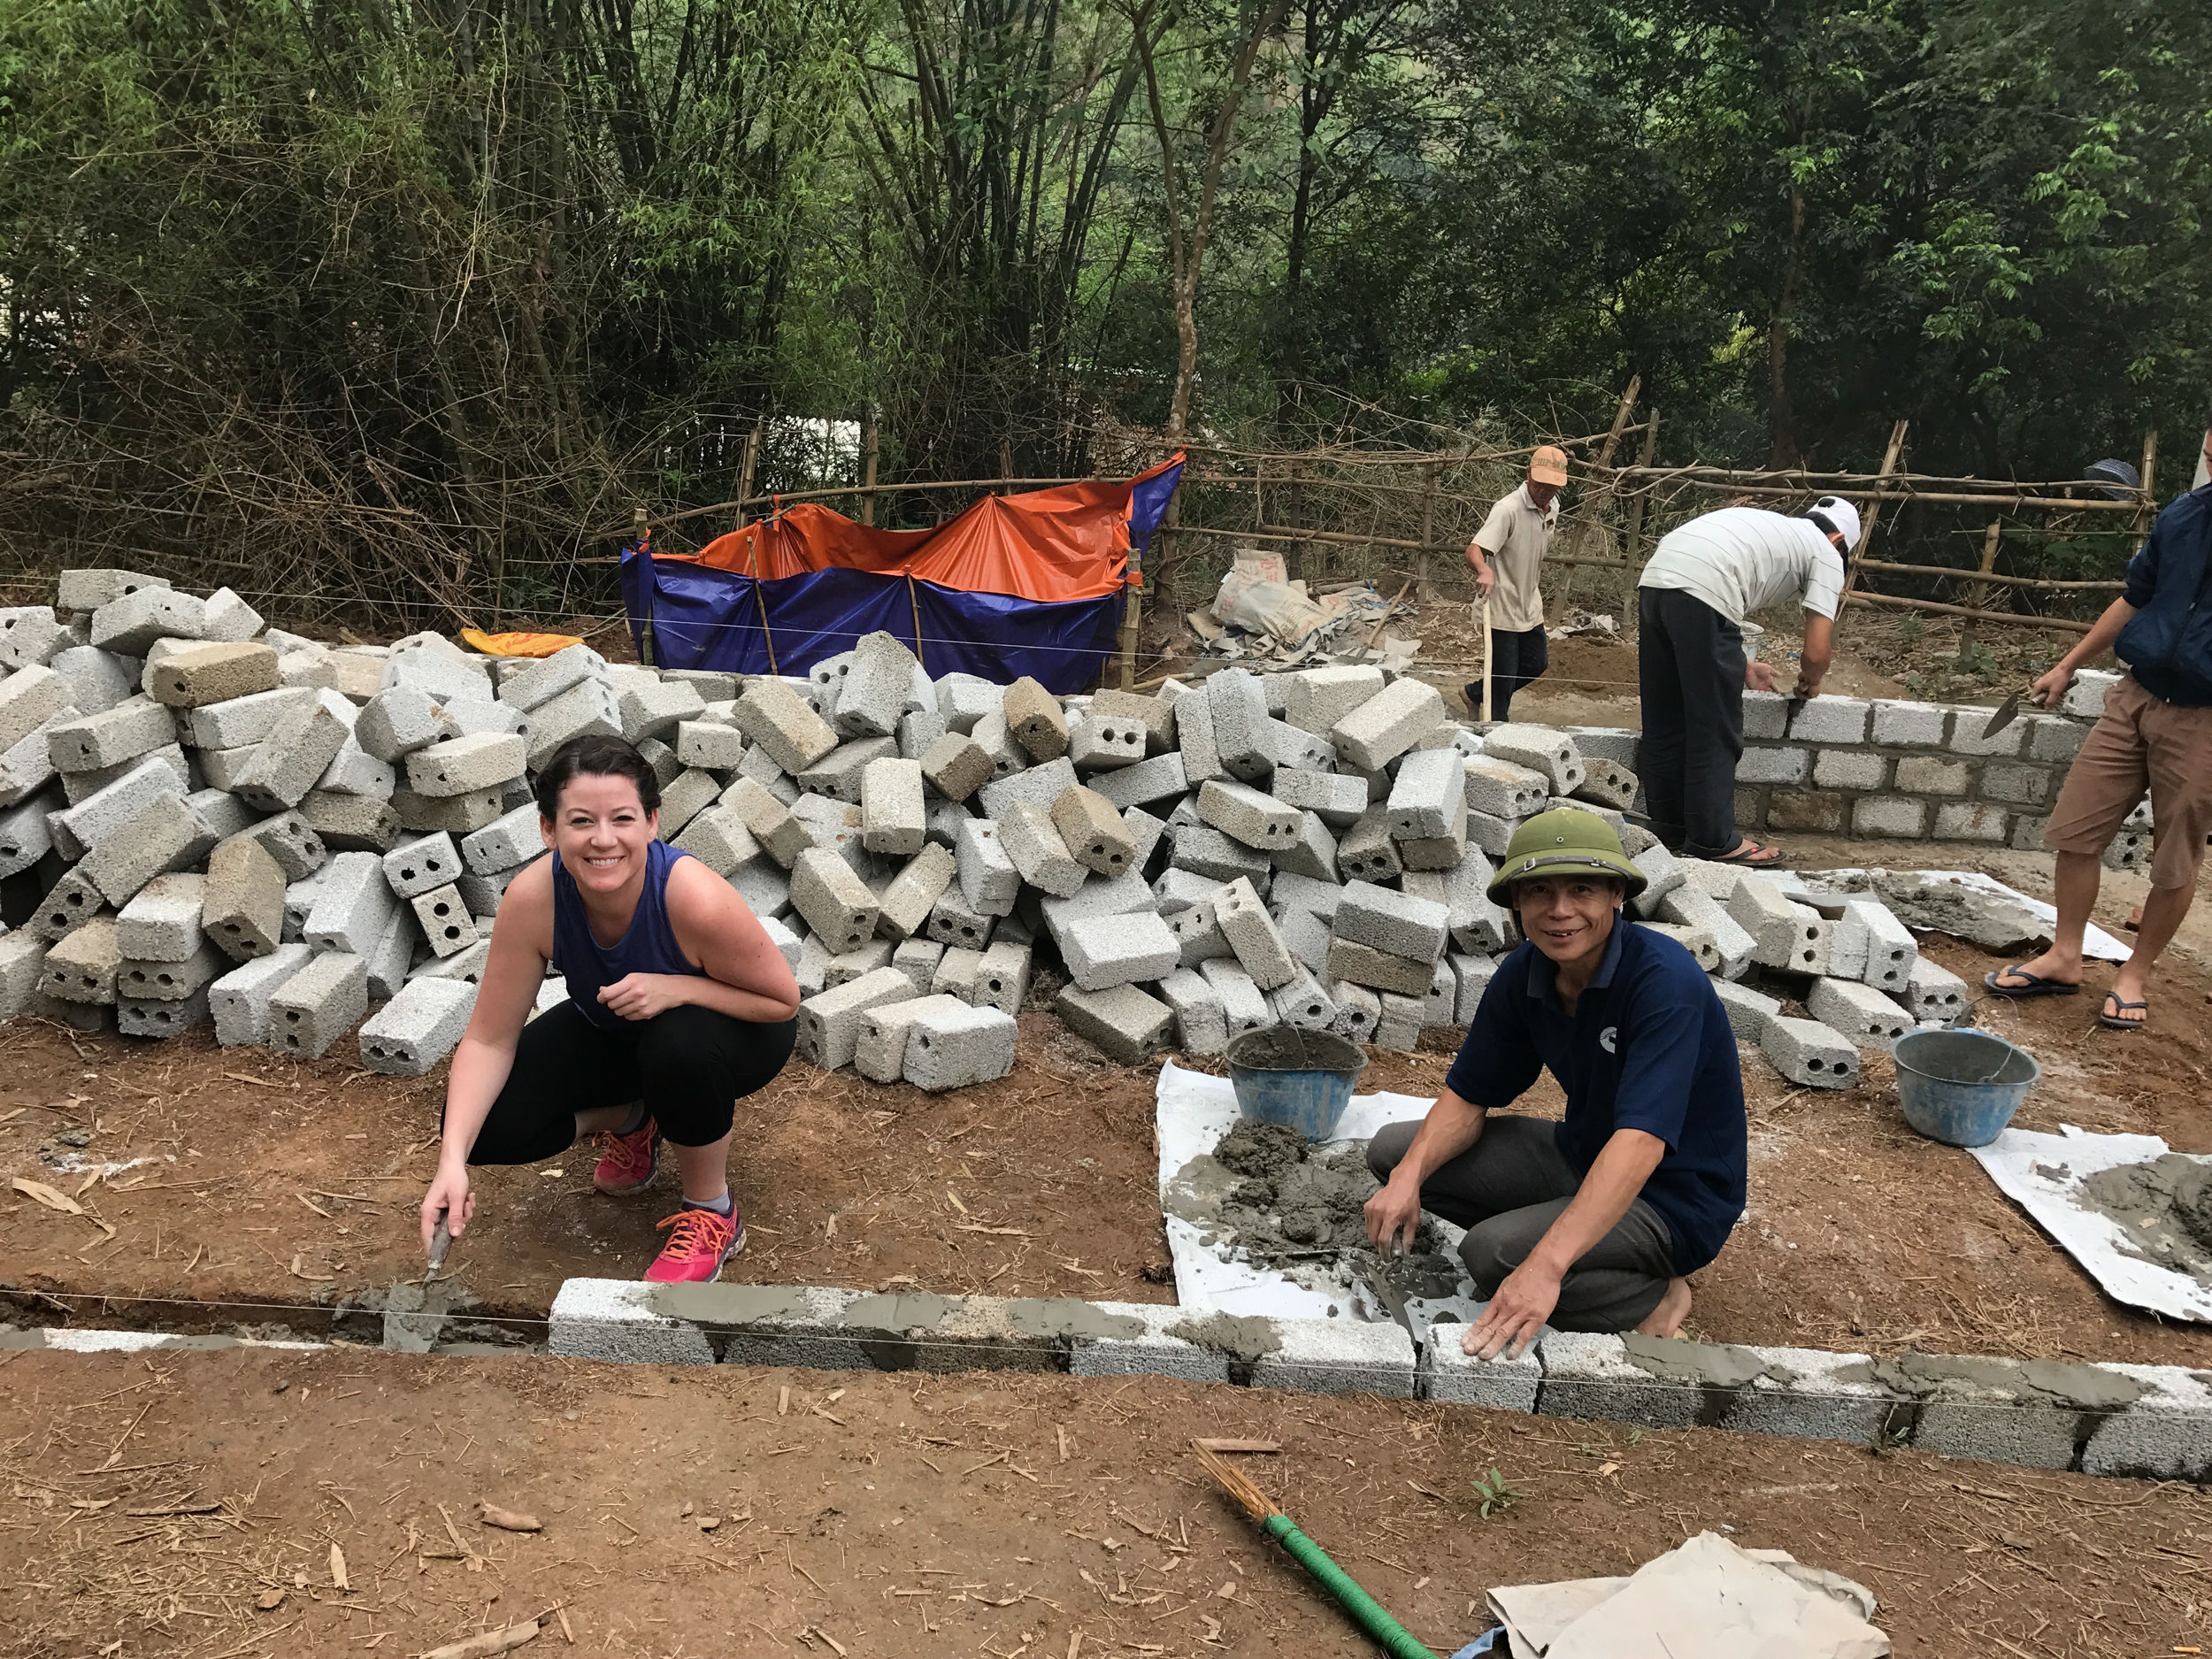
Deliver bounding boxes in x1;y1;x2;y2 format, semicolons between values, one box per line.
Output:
1262;1511;1437;1659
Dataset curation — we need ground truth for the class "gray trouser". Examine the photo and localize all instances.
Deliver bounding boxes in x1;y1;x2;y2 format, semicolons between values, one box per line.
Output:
1368;1116;1677;1332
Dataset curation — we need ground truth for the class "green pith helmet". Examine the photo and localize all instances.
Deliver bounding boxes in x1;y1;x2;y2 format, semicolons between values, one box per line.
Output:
1485;808;1647;905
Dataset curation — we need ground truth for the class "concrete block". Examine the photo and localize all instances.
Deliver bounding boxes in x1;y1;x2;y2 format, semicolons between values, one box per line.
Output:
1257;716;1337;777
90;587;206;655
1727;880;1830;972
1893;755;1971;795
145;641;279;710
2023;715;2085;764
1067;711;1146;772
0;784;58;878
0;714;69;808
194;835;285;963
390;782;508;834
789;848;881;953
2081;1363;2212;1480
353;684;453;768
1373;990;1424;1049
1050;784;1137;878
1740;689;1788;740
855;993;967;1082
1162;821;1268;889
1325;935;1434;997
0;606;64;670
1808;976;1913;1051
1053;981;1175;1063
406;935;489;988
1444;952;1494;1023
1761;1014;1861;1087
118;935;225;1002
460;803;544;875
1870;700;1947;746
276;643;339;692
1158;967;1228;1056
1202;669;1271;781
409;884;478;957
292;789;396;854
1173;690;1225;785
1732;745;1806;787
1272;765;1365;828
998;800;1087;899
831;632;919;741
547;1278;718;1367
42;918;122;1003
1183;958;1263;1041
1264;809;1336;884
1000;677;1069;761
0;664;76;754
315;727;396;799
954;816;1021;918
197;586;262;644
897;707;948;762
798;736;900;806
672;719;745;773
1038;866;1156;942
1329;803;1400;885
57;738;184;809
1422;1321;1541;1410
186;686;311;753
1809;749;1887;791
903;1002;1018;1090
263;949;369;1058
498;644;604;712
1196;778;1298;853
116;872;205;961
970;940;1030;1016
1462;808;1518;858
355;977;477;1076
926;891;996;951
1460;754;1549;818
1062;910;1179;991
919;732;995;803
1630;921;1711;974
1386;748;1467;843
52;753;185;860
511;676;617;771
2059;668;2121;719
1933;800;2011;841
57;568;168;613
223;813;323;887
50;646;139;716
1948;714;2026;759
303;851;397;956
1905;956;1969;1023
1786;695;1870;744
119;984;210;1038
1164;891;1230;968
1977;761;2051;807
1852;795;1927;837
1090;689;1177;757
1250;1316;1417;1397
46;695;177;773
1213;876;1295;990
931;674;1000;734
1710;978;1780;1041
878;842;956;941
1480;724;1585;795
280;870;323;943
1282;664;1384;736
859;756;927;856
1571;757;1640;812
721;776;811;868
1268;967;1339;1032
231;693;349;811
1325;676;1441;772
824;940;894;987
79;788;199;906
966;717;1029;787
404;732;526;798
1846;898;1916;991
1333;878;1449;962
618;677;706;745
930;946;984;1001
890;938;945;996
798;964;930;1069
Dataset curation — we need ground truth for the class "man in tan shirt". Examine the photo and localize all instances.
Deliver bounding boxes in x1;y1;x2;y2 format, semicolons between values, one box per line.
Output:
1463;445;1565;720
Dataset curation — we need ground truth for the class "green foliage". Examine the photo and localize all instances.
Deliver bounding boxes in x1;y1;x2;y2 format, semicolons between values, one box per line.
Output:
1899;612;1925;646
1471;1465;1523;1519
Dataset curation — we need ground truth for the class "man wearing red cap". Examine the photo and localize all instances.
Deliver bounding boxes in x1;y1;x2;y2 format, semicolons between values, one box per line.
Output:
1463;446;1568;721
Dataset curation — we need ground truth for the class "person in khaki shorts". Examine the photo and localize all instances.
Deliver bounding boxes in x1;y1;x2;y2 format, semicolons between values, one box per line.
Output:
1987;425;2212;1031
1462;445;1564;720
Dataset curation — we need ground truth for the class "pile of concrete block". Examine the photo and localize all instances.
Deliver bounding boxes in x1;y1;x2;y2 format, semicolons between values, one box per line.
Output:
0;572;1998;1094
0;571;545;1075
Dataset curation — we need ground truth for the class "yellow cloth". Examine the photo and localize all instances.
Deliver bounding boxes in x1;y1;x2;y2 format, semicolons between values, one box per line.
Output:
458;628;585;659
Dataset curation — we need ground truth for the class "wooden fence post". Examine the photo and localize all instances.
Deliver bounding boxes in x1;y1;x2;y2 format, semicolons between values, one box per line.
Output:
1416;460;1439;596
860;409;879;526
1831;419;1910;644
1955;517;2004;663
1556;375;1641;611
735;421;761;531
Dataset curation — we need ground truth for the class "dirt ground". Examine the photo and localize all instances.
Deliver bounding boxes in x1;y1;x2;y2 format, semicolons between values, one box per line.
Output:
4;1345;2205;1659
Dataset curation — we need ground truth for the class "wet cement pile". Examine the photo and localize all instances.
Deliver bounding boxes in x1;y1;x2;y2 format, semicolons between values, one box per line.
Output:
1180;1120;1466;1308
2076;1153;2212;1283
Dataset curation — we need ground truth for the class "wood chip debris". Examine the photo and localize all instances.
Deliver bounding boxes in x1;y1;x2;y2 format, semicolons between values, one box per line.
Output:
480;1502;542;1532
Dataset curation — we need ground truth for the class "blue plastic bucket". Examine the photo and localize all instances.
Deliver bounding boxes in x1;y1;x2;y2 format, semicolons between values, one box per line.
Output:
1893;1028;2040;1148
1225;1027;1369;1143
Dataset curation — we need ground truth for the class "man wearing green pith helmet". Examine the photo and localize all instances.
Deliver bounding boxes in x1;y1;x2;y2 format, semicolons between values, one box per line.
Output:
1363;810;1747;1361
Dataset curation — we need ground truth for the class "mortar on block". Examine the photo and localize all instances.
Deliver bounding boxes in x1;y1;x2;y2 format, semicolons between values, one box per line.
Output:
1225;1025;1367;1142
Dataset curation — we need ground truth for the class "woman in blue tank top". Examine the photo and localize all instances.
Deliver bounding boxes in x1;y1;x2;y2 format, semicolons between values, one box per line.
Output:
421;734;801;1285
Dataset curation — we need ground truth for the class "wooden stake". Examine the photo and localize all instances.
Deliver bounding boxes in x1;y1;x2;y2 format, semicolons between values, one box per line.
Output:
906;575;926;672
1955;518;2004;662
1830;418;1910;648
860;408;879;527
1555;375;1641;611
1480;597;1494;722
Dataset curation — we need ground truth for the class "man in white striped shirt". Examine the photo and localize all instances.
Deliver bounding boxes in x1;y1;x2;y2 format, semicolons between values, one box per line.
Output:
1636;497;1857;864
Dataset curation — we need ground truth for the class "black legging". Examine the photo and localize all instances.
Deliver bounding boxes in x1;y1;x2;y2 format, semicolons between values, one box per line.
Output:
465;1000;796;1164
1463;624;1548;722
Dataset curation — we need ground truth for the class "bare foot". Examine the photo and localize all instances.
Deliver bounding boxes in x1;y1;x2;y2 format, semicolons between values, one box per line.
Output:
1634;1278;1693;1338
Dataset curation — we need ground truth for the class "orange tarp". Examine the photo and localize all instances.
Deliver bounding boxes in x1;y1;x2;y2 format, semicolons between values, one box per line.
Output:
668;473;1164;605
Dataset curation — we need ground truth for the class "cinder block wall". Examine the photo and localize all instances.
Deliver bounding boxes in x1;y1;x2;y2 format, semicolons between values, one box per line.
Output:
1721;670;2120;850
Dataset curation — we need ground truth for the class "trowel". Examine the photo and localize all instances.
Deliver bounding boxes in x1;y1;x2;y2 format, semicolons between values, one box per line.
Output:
383;1213;455;1354
1981;677;2055;740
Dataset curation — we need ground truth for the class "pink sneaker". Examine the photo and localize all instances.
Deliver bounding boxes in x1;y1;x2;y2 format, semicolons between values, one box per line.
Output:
591;1118;663;1195
643;1207;746;1284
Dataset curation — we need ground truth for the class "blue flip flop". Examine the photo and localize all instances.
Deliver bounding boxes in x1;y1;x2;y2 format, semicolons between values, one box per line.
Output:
1984;965;2080;998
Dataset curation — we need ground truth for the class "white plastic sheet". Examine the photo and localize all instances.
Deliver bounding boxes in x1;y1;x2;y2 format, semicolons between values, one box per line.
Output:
1154;1059;1483;1324
1970;1125;2212;1322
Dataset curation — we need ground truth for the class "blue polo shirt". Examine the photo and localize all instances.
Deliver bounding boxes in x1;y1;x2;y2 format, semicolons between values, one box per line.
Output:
1443;915;1747;1274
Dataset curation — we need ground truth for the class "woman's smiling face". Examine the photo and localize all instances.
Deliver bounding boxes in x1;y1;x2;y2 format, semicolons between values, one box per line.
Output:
541;771;658;895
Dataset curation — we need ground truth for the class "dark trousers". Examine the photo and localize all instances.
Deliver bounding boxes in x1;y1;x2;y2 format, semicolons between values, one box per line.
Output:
1637;586;1747;856
1463;624;1548;722
464;1000;796;1164
1368;1116;1676;1332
